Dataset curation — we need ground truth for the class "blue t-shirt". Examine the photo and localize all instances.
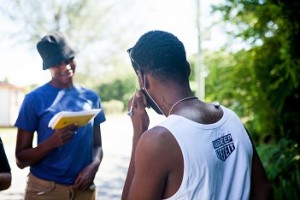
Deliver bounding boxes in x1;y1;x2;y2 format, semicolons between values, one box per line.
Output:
15;83;106;185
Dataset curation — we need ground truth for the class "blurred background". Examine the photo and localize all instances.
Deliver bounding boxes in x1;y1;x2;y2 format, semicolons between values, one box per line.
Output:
0;0;299;199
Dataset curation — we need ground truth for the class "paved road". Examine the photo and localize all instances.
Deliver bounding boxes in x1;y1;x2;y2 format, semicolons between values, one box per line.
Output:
0;112;164;200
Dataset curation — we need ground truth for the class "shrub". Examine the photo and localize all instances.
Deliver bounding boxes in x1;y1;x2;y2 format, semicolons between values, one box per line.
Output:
257;138;300;200
102;100;124;114
97;75;136;110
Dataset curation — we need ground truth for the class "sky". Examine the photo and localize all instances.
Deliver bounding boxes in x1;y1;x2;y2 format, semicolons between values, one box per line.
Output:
0;0;225;87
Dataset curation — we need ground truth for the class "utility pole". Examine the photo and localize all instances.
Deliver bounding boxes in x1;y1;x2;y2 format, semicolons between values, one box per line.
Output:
195;0;205;100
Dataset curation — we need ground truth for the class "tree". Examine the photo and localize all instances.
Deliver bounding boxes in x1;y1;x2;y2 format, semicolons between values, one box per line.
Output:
0;0;113;47
0;0;136;87
209;0;300;198
203;49;275;143
211;0;300;142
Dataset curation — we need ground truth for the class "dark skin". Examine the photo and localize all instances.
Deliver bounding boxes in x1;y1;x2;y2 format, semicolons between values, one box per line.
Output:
15;58;103;190
0;138;11;191
0;173;11;191
122;71;272;200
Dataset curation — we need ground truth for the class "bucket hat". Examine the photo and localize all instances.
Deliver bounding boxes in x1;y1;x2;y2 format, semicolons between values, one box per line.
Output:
37;32;77;70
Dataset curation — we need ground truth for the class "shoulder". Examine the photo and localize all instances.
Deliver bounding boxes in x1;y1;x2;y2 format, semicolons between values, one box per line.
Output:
74;84;99;97
22;84;51;103
74;84;93;92
26;83;53;98
139;126;173;149
136;126;181;167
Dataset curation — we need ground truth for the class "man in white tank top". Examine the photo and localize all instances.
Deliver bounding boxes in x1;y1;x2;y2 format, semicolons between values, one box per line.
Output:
121;30;272;200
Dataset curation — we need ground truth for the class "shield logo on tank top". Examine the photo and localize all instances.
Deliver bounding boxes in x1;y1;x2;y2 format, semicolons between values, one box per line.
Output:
212;134;236;161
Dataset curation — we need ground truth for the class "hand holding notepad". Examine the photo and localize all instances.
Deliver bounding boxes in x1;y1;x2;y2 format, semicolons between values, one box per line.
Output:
48;109;101;129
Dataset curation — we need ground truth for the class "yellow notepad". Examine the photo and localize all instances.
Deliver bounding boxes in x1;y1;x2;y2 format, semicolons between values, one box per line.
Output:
48;109;101;129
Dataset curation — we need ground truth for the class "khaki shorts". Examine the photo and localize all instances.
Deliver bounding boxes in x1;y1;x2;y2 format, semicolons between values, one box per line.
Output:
25;173;96;200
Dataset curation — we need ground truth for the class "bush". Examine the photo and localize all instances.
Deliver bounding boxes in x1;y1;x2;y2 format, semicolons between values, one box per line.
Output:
257;138;300;200
97;75;136;110
102;100;124;114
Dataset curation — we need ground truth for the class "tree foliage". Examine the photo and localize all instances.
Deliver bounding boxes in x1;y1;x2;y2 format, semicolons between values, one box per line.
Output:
207;0;300;198
257;138;300;200
211;0;300;142
204;49;276;143
0;0;134;87
0;0;114;48
96;73;136;110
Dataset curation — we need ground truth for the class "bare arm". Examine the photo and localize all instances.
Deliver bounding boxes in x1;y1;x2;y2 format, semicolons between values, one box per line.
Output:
15;125;77;169
126;127;182;200
122;90;180;200
0;138;11;191
245;128;273;200
0;173;11;191
122;90;150;200
250;147;273;200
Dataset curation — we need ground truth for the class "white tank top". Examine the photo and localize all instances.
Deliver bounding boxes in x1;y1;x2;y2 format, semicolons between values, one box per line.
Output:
160;106;252;200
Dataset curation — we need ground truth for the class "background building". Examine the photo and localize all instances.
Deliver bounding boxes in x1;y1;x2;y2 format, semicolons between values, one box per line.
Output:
0;82;25;127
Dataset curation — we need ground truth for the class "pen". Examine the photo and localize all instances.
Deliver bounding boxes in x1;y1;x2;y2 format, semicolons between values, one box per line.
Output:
127;92;136;117
127;97;135;117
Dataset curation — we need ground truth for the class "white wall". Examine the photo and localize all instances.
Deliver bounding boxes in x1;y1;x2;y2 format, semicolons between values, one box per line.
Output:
0;89;9;126
0;86;24;126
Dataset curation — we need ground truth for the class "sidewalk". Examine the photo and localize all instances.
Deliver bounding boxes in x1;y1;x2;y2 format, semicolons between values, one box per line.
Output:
0;111;165;200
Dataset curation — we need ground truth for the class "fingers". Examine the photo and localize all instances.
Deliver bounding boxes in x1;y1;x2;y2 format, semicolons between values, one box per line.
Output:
72;173;93;190
51;124;78;147
127;89;147;117
135;90;147;107
62;124;78;135
66;129;77;134
63;125;77;140
68;124;78;133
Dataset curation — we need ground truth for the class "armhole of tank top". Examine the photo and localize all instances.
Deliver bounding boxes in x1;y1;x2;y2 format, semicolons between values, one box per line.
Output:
159;121;188;200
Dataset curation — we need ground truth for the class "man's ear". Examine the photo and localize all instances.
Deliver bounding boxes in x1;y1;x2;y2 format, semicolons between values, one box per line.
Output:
137;70;144;89
137;70;150;89
186;61;191;78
